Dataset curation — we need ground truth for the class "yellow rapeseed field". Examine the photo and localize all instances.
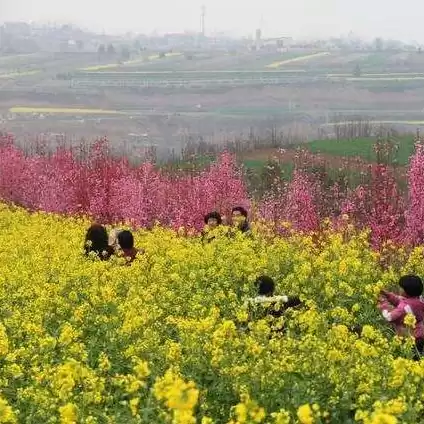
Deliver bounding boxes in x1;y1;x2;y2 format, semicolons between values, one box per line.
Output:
80;52;182;71
0;70;40;79
1;205;424;423
9;107;124;115
266;52;330;69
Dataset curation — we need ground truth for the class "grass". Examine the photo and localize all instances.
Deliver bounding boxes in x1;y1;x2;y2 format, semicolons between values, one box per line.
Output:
305;136;416;165
325;121;424;126
266;52;330;69
328;72;424;77
161;135;416;190
9;107;125;115
345;76;424;81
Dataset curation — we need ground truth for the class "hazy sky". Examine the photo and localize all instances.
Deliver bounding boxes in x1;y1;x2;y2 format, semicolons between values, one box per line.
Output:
1;0;423;42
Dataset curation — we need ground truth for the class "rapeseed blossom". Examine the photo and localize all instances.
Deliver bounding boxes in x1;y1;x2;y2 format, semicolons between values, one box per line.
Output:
0;204;423;422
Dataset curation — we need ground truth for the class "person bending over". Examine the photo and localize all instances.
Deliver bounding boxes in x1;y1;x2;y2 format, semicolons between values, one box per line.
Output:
379;274;424;358
245;276;302;334
84;224;114;261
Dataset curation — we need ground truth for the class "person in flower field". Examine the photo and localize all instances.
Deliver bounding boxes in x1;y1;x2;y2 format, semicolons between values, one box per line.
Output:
84;224;114;260
379;275;424;358
231;206;251;234
201;211;223;243
117;230;140;264
246;275;302;333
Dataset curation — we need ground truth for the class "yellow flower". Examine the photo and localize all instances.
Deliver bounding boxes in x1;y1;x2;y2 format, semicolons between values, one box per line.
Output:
0;325;9;357
0;397;16;423
129;398;139;417
133;359;150;379
297;404;314;424
98;352;111;372
59;403;78;424
153;369;199;423
367;412;398;424
404;313;417;328
1;204;424;422
270;409;291;424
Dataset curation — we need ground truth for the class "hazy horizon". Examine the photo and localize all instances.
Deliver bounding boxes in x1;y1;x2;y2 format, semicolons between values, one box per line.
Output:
1;0;423;43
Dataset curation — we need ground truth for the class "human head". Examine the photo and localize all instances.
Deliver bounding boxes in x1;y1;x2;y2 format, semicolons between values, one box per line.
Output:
232;206;248;226
255;275;275;297
204;211;222;229
117;230;134;250
399;275;423;298
85;224;109;256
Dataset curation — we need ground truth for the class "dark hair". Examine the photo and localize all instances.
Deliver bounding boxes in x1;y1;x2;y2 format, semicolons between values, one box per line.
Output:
204;211;222;225
399;275;423;297
285;296;302;309
84;224;113;259
232;206;248;218
255;275;275;296
118;230;134;250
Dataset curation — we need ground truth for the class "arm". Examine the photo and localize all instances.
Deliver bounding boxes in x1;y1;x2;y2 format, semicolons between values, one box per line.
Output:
381;290;402;307
382;301;409;323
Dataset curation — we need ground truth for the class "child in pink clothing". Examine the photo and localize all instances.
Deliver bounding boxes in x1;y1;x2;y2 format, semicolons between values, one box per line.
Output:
378;275;424;358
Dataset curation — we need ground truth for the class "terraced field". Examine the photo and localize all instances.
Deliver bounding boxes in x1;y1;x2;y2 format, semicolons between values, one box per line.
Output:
82;50;318;73
70;69;321;89
3;48;424;149
68;49;424;93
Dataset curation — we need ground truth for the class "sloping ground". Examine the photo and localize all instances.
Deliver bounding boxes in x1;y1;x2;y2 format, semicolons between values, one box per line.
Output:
239;144;408;177
305;136;415;165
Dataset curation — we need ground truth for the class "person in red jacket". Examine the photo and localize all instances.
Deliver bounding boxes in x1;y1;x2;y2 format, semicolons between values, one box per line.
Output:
379;275;424;358
117;230;139;264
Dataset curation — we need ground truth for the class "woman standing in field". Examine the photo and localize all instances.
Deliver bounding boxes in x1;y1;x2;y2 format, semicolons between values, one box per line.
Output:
201;211;224;243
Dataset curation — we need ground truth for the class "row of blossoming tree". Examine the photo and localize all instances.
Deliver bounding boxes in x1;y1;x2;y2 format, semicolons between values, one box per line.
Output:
0;133;424;248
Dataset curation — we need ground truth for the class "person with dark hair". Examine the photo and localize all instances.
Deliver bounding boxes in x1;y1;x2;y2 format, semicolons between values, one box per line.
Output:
84;224;114;260
201;211;224;243
204;211;222;228
231;206;250;234
255;275;275;296
379;275;424;359
246;275;302;327
117;230;139;264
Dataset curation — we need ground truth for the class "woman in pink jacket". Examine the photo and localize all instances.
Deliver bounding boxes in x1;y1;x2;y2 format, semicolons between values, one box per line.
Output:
379;275;424;359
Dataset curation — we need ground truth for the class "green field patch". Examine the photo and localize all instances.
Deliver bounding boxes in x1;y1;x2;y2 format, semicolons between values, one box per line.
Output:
305;136;415;165
328;72;424;78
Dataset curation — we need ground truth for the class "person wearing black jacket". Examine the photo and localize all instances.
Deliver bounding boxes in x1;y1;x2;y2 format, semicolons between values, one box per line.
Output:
231;206;251;234
244;276;302;335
